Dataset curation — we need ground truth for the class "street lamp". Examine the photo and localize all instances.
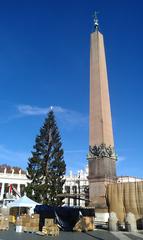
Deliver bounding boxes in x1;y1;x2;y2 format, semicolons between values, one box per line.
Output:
77;171;80;207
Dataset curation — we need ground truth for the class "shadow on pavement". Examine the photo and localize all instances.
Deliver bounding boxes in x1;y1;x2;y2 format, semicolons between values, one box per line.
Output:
83;232;104;240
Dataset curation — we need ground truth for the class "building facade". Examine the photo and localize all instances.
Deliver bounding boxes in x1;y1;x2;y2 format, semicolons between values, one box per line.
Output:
0;166;89;207
63;167;89;207
0;165;142;207
0;167;30;200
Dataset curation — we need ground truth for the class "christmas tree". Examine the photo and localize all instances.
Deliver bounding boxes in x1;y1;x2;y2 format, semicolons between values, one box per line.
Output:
26;110;66;205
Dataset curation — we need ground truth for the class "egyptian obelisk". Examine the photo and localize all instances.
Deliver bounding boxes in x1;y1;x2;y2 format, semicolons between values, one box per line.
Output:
88;13;116;218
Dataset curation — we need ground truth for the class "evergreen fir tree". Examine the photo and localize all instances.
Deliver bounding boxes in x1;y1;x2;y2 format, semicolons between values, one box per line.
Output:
26;110;66;205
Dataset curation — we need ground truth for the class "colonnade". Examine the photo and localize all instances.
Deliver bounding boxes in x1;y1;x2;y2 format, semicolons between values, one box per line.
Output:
63;169;89;207
0;167;89;207
0;170;30;200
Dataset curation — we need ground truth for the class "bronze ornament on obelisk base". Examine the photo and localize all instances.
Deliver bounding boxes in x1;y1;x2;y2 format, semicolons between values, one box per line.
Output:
87;13;117;221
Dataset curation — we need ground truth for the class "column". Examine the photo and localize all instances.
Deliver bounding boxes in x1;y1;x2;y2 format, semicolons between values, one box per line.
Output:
70;185;73;206
0;183;5;200
17;184;21;196
16;184;21;198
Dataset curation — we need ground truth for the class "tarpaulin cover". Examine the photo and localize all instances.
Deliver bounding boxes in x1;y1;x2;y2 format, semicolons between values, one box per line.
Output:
106;182;143;223
34;205;95;231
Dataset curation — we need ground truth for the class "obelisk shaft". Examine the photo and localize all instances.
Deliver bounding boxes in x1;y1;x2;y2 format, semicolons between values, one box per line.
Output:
90;30;114;148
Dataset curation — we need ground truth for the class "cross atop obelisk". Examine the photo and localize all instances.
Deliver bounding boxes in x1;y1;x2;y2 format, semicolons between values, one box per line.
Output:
93;11;99;31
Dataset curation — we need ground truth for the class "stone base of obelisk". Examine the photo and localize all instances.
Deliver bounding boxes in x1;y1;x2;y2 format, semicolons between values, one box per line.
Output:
89;178;112;223
88;156;116;222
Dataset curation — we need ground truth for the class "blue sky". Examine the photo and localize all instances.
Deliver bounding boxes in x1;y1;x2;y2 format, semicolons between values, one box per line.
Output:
0;0;143;177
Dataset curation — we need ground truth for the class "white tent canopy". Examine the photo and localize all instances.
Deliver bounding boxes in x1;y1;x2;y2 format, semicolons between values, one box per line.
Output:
7;195;40;208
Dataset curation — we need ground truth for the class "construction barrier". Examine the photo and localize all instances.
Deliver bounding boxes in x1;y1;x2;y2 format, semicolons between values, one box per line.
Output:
106;182;143;225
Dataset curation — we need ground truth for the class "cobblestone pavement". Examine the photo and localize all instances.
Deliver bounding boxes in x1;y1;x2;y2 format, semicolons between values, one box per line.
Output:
0;225;143;240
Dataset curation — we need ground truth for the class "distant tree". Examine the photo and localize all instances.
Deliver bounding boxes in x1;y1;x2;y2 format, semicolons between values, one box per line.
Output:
26;110;66;205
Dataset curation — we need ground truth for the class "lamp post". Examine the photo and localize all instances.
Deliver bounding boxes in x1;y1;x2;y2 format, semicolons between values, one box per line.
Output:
77;171;80;207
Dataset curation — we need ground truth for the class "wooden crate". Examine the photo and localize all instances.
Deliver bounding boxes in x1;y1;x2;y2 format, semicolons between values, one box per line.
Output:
45;218;54;227
23;226;39;233
0;220;9;230
42;224;59;236
83;217;94;231
47;225;59;236
9;215;16;223
73;216;94;232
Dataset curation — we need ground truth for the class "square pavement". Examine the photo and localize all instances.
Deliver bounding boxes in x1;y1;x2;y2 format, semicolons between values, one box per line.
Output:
0;225;143;240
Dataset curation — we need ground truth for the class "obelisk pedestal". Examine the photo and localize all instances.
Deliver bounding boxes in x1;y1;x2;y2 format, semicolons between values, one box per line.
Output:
88;155;116;221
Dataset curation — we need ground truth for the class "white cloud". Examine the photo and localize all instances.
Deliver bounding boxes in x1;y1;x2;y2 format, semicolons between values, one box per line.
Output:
17;104;88;127
0;145;28;169
57;109;87;126
117;155;126;163
17;105;50;115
